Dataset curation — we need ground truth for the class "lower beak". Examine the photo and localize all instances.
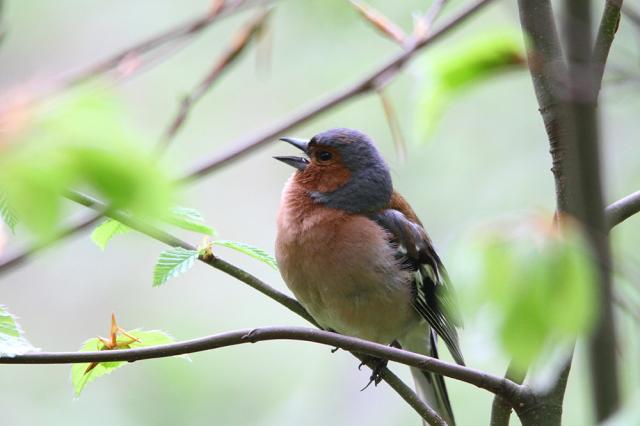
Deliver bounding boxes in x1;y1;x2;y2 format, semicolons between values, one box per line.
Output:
273;155;309;171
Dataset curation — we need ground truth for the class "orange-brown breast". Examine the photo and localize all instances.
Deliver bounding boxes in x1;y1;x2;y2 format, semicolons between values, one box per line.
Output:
275;177;420;343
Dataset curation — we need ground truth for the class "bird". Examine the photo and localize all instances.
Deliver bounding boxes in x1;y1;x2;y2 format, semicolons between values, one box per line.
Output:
274;128;464;426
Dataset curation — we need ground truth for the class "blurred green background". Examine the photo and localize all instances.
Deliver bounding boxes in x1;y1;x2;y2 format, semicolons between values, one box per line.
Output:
1;0;639;425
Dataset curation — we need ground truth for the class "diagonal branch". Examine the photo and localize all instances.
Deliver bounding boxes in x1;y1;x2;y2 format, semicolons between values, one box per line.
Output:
61;189;447;423
594;0;624;95
0;326;522;400
181;0;496;181
57;0;271;92
605;190;640;230
0;212;103;274
159;10;271;151
0;0;495;278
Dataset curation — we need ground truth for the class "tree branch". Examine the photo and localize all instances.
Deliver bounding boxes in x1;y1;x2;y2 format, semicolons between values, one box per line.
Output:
181;0;495;182
0;326;521;399
0;0;495;281
593;0;624;95
489;361;528;426
562;0;620;420
158;9;270;152
0;212;103;274
605;190;640;230
56;0;271;93
61;189;450;423
517;0;568;210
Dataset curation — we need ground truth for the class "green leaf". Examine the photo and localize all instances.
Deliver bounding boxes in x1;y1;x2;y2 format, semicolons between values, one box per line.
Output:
153;247;199;287
90;219;132;250
214;240;278;270
0;88;175;239
165;207;215;236
0;193;18;233
451;216;597;370
0;305;37;357
71;329;179;396
416;30;525;138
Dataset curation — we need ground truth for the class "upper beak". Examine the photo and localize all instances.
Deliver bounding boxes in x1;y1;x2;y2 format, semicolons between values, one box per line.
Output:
274;137;310;171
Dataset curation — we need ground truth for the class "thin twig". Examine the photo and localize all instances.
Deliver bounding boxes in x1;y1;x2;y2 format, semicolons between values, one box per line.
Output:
351;1;407;45
61;189;443;423
377;89;406;162
0;0;494;280
414;0;448;39
489;361;528;426
181;0;496;182
159;10;271;152
0;212;103;274
59;0;268;92
605;190;640;230
594;0;624;95
0;326;521;399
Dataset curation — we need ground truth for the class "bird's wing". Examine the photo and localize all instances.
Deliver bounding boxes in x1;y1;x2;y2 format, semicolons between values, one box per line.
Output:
370;207;465;365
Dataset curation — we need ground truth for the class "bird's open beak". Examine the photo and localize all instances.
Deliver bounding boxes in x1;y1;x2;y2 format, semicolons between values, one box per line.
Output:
274;137;310;171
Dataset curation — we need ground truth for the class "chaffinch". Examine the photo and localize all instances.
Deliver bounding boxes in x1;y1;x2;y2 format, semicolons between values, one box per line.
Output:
274;128;464;425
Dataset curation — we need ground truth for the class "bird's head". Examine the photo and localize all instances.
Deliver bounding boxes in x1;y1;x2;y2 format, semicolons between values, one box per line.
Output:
275;128;392;213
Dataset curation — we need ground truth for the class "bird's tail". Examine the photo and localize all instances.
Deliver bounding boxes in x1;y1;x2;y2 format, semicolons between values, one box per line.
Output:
401;330;455;426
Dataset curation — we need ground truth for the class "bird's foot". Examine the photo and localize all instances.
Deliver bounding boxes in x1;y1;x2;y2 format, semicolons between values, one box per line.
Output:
359;356;388;391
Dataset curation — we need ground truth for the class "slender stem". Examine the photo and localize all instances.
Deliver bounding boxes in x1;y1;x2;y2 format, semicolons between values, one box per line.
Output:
61;189;443;423
0;326;521;398
593;0;624;94
489;361;527;426
562;0;620;420
57;0;270;92
181;0;496;181
158;10;270;152
606;190;640;230
0;212;103;273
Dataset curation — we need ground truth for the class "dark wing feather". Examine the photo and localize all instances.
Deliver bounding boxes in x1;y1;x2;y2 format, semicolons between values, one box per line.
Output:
371;209;465;365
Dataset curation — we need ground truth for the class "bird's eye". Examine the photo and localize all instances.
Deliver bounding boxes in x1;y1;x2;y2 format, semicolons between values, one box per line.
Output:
316;151;333;162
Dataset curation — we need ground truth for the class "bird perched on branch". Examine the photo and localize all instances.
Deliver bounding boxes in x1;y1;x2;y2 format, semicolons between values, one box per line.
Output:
274;128;464;425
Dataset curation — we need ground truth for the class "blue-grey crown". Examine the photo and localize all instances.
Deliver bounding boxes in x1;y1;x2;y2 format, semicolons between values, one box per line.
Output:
309;128;393;213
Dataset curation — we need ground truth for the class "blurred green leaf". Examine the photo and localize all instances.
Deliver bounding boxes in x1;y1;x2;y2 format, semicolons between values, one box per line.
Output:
71;329;178;396
166;207;215;236
0;192;18;233
153;247;199;286
416;30;525;138
452;216;597;369
0;305;37;357
214;240;278;270
0;88;175;239
91;219;132;250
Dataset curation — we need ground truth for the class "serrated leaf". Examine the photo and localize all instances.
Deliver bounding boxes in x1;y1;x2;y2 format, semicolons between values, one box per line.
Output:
165;207;215;236
0;192;19;234
214;240;277;270
0;305;37;357
153;247;199;286
71;329;179;396
90;219;132;250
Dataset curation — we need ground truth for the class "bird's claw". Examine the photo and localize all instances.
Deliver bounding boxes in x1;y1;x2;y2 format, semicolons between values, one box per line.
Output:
359;357;387;391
